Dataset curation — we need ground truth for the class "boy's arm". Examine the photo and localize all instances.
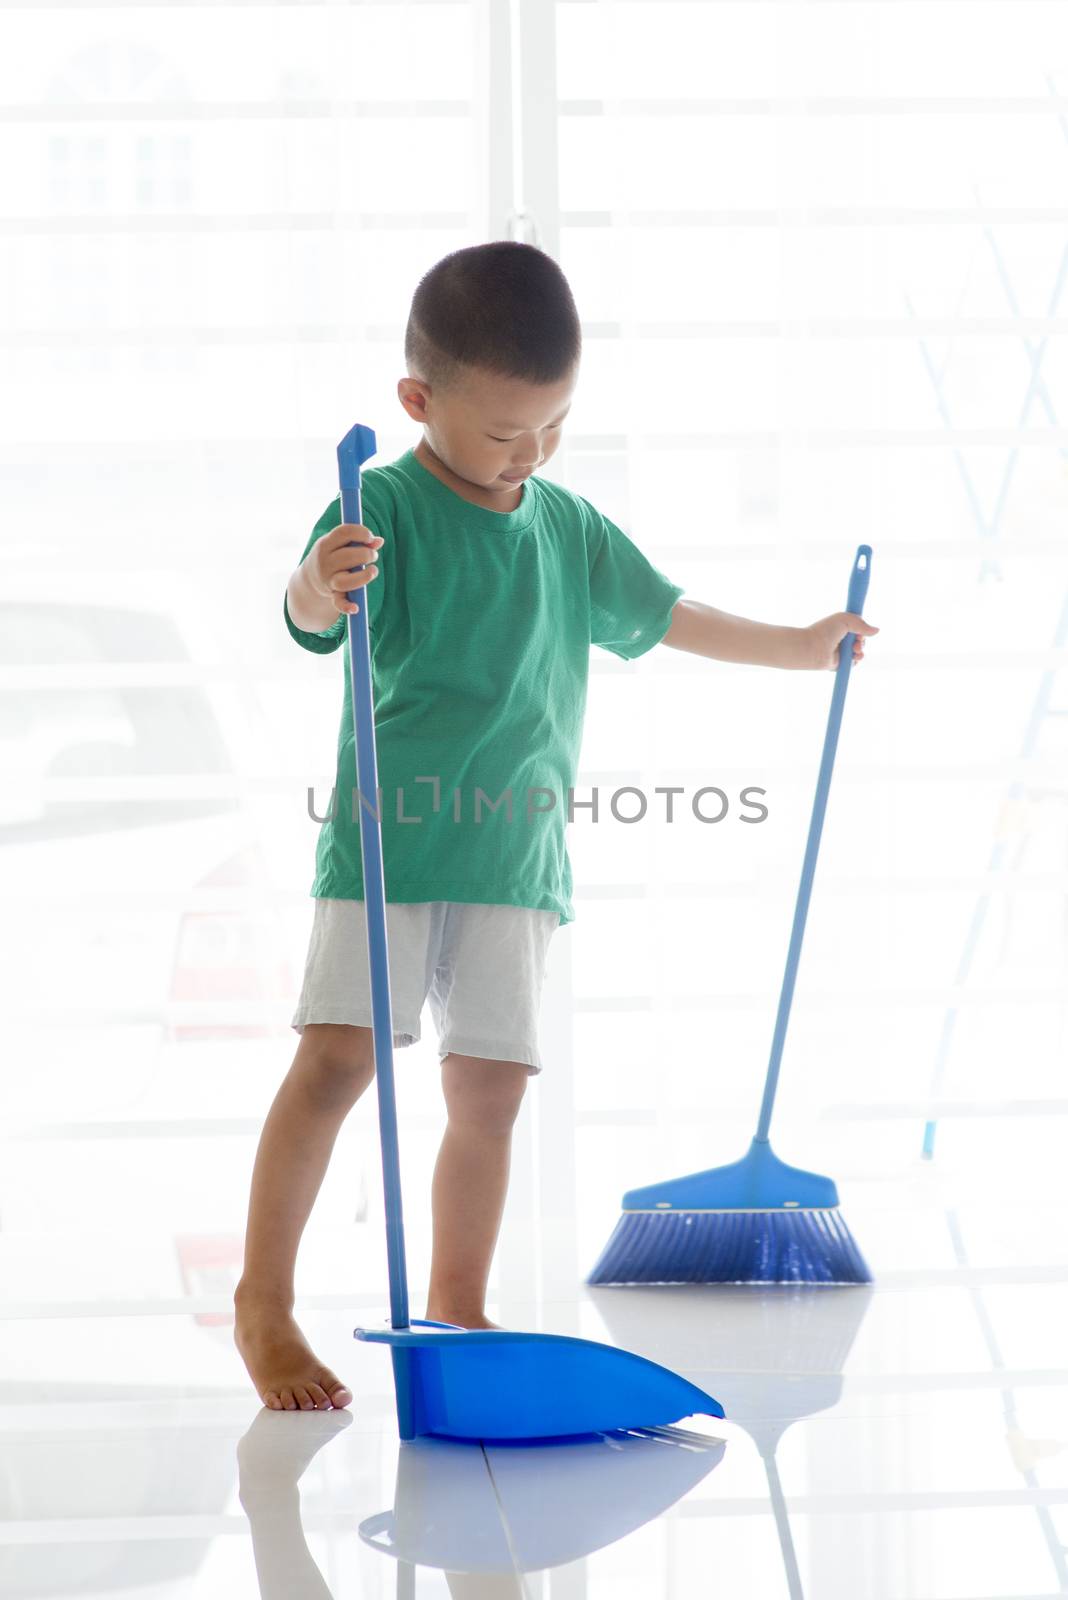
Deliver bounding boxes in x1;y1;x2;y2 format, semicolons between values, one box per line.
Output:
661;598;879;670
284;492;387;653
287;559;340;634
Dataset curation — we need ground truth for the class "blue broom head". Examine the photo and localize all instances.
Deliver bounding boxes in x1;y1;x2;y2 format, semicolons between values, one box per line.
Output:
587;1139;872;1287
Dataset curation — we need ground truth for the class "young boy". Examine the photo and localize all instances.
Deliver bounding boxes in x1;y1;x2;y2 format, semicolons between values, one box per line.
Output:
234;241;878;1412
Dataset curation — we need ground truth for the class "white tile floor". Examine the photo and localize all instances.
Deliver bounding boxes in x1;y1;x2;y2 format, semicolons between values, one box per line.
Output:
3;1171;1068;1600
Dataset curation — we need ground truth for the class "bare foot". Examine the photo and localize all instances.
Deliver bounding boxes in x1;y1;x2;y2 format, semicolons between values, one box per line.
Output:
424;1306;502;1330
234;1291;354;1411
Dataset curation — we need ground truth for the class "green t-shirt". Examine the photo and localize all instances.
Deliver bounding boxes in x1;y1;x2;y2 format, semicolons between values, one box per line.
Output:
283;445;685;927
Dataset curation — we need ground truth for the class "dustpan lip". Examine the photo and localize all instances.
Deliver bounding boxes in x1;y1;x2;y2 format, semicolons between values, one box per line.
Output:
353;1325;659;1352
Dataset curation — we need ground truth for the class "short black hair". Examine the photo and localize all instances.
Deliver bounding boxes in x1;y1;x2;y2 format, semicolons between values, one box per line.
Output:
404;240;582;394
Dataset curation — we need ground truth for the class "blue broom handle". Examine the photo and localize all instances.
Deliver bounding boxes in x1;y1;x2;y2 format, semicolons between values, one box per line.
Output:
338;442;410;1332
755;545;872;1143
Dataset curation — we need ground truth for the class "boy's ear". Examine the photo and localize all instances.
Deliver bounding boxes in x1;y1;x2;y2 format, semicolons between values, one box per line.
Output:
397;377;430;424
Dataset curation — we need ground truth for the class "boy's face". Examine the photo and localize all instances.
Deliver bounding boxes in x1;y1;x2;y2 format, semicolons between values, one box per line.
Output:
398;362;577;500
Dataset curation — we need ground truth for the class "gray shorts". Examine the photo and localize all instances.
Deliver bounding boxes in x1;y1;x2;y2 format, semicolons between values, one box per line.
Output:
290;899;559;1074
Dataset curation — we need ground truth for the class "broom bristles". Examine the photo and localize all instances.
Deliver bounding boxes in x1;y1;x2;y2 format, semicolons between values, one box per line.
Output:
587;1206;872;1287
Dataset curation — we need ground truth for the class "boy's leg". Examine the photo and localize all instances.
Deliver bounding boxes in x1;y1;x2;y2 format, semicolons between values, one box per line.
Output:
424;1053;529;1328
234;1023;375;1411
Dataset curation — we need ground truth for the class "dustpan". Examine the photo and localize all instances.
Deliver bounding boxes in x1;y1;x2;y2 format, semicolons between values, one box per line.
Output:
339;422;725;1443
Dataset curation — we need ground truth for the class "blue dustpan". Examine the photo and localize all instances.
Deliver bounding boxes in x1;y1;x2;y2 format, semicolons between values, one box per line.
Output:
338;423;725;1442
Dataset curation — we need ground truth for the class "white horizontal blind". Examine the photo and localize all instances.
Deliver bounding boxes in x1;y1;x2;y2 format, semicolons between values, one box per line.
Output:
553;0;1068;1175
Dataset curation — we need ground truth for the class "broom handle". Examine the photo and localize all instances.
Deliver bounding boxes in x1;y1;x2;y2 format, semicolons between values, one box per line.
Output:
339;433;410;1332
755;545;872;1143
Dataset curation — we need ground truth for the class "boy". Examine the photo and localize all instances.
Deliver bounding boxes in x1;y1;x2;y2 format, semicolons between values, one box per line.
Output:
234;241;878;1412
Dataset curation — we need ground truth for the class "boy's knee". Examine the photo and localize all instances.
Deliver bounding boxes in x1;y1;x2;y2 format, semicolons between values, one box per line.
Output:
297;1024;376;1104
442;1056;528;1136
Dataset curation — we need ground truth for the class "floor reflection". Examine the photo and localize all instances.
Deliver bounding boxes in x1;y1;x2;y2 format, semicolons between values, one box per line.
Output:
591;1282;875;1598
235;1407;725;1596
236;1405;352;1599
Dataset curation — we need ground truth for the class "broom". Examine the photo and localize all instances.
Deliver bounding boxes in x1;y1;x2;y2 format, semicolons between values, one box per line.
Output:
588;545;875;1286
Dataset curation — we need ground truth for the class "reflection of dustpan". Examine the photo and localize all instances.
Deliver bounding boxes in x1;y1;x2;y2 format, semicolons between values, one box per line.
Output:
339;423;725;1442
359;1425;725;1575
592;1284;874;1597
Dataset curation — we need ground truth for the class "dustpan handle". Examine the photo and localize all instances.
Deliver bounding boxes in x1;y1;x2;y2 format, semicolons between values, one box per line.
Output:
755;545;872;1143
338;424;410;1331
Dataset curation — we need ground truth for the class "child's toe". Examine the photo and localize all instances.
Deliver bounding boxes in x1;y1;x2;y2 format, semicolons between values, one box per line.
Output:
320;1370;352;1407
